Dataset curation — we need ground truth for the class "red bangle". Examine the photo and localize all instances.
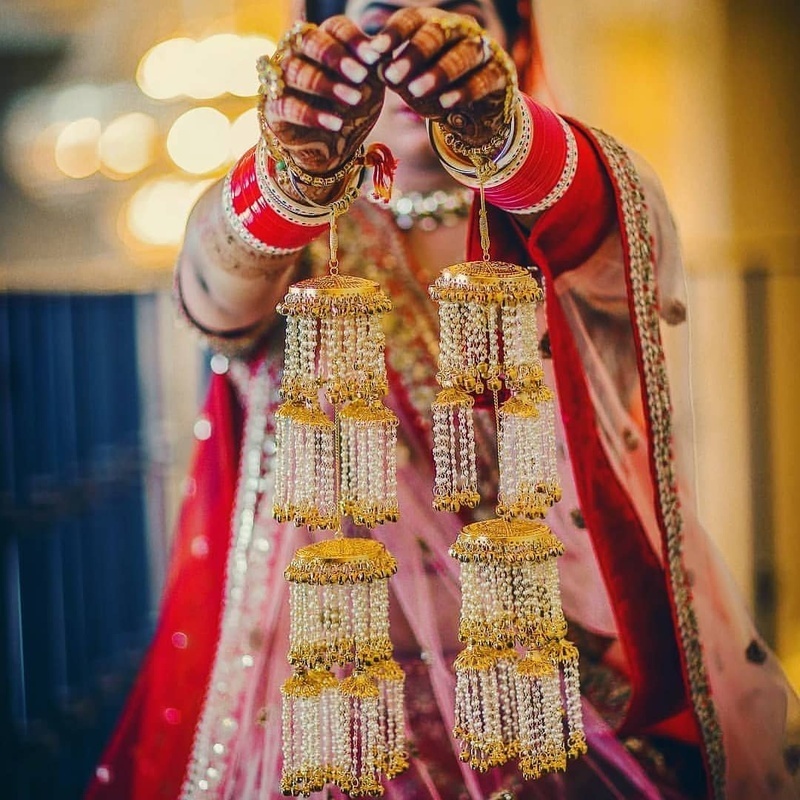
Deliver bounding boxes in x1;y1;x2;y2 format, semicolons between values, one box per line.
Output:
484;95;578;214
431;94;578;216
223;144;329;254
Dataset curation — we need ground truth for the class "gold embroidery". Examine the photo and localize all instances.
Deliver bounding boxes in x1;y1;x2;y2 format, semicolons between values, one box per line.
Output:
591;128;726;799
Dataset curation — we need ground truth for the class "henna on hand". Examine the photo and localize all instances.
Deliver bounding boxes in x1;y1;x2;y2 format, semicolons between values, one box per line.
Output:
261;17;385;188
371;8;515;151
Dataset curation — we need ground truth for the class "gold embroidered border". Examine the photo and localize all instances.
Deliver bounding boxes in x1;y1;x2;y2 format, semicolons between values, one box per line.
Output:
180;360;286;798
591;129;726;798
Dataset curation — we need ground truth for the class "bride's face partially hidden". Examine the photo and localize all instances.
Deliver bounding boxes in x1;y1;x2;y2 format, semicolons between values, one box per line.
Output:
343;0;508;192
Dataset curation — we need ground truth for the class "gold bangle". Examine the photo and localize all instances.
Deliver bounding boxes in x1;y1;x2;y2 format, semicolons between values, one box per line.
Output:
263;143;364;219
255;140;345;224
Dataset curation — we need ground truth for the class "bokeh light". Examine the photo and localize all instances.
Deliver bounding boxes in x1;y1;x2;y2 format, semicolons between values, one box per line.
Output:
137;34;276;101
186;34;241;99
136;38;196;101
229;36;276;97
99;112;158;177
229;108;260;159
125;177;213;246
54;117;101;178
166;107;230;174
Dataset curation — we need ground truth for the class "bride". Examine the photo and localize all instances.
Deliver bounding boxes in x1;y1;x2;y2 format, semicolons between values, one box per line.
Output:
87;1;800;798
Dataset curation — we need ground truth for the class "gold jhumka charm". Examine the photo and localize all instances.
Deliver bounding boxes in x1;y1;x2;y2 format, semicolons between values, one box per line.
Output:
428;180;587;779
274;203;408;796
274;274;398;529
281;539;406;796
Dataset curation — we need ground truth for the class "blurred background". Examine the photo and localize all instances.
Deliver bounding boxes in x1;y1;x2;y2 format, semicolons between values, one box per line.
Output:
0;0;797;797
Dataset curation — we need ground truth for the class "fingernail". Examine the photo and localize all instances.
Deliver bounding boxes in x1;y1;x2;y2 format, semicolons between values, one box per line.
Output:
371;34;392;53
357;42;381;64
384;58;410;84
439;90;461;108
408;73;435;98
341;57;368;83
319;113;343;131
333;83;362;105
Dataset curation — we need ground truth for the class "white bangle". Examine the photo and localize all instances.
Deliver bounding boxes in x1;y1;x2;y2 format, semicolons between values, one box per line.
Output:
427;95;530;189
221;169;305;255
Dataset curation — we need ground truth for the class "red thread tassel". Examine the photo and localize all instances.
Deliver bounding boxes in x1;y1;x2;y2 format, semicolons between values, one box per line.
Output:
364;143;398;203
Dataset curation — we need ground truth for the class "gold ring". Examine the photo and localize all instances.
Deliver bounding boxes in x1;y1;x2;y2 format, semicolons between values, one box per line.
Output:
281;19;316;53
436;15;484;42
479;34;493;64
259;19;318;101
257;57;285;101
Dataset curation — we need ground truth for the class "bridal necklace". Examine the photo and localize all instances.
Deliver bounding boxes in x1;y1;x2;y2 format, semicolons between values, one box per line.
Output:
366;186;473;231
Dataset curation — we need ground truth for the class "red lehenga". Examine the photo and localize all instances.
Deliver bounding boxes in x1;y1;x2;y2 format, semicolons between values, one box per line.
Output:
86;119;800;800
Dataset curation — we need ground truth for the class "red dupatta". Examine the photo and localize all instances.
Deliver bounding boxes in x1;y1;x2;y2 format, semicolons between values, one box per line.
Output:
465;120;724;797
86;372;243;798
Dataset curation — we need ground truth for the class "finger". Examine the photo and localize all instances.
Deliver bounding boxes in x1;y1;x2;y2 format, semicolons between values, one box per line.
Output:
406;35;486;99
264;95;343;132
295;25;369;85
281;54;362;106
370;7;431;57
319;15;382;66
438;60;507;110
382;14;484;87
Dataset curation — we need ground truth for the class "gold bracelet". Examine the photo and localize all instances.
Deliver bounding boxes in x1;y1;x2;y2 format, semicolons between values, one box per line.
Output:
428;94;530;189
257;101;368;190
255;140;345;224
245;138;363;224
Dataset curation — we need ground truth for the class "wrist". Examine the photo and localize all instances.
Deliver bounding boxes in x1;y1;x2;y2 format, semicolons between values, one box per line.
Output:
485;96;578;214
428;95;523;184
430;93;578;215
222;142;331;256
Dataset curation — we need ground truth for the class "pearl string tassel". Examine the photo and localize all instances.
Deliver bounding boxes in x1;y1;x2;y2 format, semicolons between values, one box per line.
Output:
430;259;587;780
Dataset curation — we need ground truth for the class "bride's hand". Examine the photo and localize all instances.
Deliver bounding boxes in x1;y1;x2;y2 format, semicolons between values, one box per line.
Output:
259;18;385;188
370;7;516;152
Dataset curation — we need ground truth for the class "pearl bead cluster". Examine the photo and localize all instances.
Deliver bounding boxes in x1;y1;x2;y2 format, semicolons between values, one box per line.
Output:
281;539;408;796
431;388;479;512
287;574;392;669
428;261;560;515
429;261;542;398
497;392;561;520
275;272;408;794
449;518;586;779
275;274;398;532
273;400;338;530
429;259;585;781
278;275;390;406
340;400;400;527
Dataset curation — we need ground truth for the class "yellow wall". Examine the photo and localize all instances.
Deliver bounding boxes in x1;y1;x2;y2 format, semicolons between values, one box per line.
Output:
538;1;799;686
727;0;800;685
